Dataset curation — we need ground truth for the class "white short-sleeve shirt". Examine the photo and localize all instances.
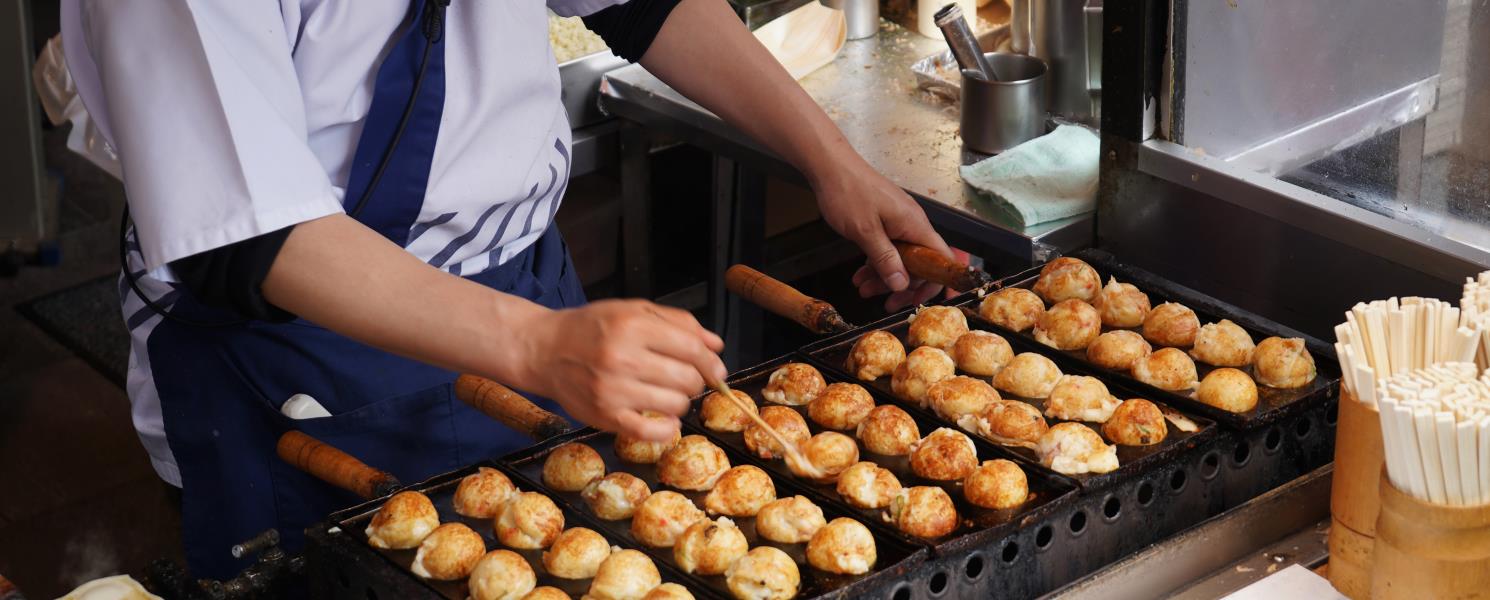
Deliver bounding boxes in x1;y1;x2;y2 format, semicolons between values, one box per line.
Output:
62;0;625;485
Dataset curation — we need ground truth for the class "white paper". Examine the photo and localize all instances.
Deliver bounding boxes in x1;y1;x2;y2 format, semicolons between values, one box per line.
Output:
1222;564;1346;600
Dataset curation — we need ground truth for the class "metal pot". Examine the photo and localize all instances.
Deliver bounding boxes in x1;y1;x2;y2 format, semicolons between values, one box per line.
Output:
1008;0;1101;122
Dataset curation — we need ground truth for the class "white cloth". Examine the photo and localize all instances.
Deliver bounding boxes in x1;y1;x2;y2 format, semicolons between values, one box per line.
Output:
62;0;626;485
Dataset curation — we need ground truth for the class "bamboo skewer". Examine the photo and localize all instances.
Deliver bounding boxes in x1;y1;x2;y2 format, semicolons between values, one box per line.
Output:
707;379;826;480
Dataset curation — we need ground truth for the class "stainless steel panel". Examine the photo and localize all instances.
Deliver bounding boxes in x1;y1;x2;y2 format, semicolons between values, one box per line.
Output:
1048;466;1332;600
1;0;47;243
1099;138;1473;340
1181;0;1447;171
559;51;628;129
600;23;1095;263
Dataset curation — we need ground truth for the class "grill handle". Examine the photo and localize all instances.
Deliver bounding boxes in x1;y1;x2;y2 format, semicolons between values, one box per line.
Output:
454;374;572;441
725;265;853;334
895;242;992;291
276;430;401;500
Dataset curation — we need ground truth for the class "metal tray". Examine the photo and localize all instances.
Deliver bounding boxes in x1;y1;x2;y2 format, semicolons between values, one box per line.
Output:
800;315;1220;494
498;428;929;600
560;50;628;129
948;249;1340;431
317;460;698;599
690;356;1083;558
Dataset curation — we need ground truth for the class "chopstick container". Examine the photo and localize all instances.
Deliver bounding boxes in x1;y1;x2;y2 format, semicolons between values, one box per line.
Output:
1327;389;1384;599
960;52;1047;154
1371;467;1490;599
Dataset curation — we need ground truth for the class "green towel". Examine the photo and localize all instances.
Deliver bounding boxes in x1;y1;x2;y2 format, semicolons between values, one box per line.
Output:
959;124;1100;227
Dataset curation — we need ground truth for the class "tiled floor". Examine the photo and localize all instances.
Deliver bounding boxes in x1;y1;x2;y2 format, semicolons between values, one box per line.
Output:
0;129;183;599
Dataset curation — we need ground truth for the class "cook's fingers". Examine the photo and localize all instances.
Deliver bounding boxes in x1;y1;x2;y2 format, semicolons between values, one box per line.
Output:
614;408;682;442
854;224;910;293
645;303;724;351
640;320;727;384
633;352;707;398
618;378;694;418
886;193;953;257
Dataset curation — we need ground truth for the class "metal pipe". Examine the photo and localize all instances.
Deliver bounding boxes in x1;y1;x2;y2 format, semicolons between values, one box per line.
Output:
934;3;997;81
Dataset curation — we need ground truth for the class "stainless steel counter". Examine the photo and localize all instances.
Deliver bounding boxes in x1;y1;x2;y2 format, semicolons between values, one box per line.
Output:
598;22;1092;263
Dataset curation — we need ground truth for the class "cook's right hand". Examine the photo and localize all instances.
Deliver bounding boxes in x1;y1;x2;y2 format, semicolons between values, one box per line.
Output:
515;299;727;441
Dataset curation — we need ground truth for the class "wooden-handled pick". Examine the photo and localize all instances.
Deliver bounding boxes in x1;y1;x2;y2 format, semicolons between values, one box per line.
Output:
277;430;401;500
455;375;573;442
895;242;993;292
725;265;853;334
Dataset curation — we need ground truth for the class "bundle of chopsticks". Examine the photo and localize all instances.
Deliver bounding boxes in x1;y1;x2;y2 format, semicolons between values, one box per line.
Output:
1334;296;1482;403
1461;272;1490;371
1372;363;1490;506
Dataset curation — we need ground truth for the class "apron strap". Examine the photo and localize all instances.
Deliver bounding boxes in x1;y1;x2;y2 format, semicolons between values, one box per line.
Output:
342;0;448;247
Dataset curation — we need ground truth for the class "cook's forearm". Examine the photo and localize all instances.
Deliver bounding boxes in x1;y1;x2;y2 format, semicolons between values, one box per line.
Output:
261;214;542;384
640;0;862;185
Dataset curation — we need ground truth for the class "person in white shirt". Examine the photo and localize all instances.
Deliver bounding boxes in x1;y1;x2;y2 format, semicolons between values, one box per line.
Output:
64;0;950;577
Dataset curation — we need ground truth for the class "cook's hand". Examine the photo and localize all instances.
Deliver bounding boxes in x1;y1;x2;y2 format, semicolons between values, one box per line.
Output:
813;159;952;311
515;300;726;441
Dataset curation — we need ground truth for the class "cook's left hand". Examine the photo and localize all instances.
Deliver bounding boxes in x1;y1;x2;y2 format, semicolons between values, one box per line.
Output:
813;158;953;311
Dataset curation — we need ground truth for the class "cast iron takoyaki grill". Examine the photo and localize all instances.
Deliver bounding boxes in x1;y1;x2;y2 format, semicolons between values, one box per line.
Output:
292;376;929;600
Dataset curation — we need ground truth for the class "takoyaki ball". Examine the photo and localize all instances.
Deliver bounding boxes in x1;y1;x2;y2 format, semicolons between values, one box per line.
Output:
792;432;860;481
744;406;811;460
641;584;693;600
1092;277;1151;328
761;362;825;406
952;330;1014;377
1132;347;1199;391
674;517;749;576
891;486;959;539
1190;320;1256;367
979;288;1045;332
725;547;800;600
523;587;570;600
469;550;536;600
993;352;1063;399
907;305;970;352
1033;299;1102;351
582;472;652;521
846;330;906;382
366;490;439;549
455;467;518;519
1044;375;1120;423
1142;302;1200;348
964;459;1029;510
658;435;730;491
807;383;875;431
1086;330;1153;371
1037;422;1119;475
891;346;957;406
855;404;921;456
615;412;680;464
495;492;565;550
1101;399;1168;446
969;400;1049;445
544;443;606;492
411;523;485;580
1196;367;1259;413
835;461;901;509
630;491;705;548
806;518;878;575
910;427;979;481
704;465;776;517
755;496;827;544
1254;337;1316;388
587;549;661;600
542;527;611;580
927;375;999;422
1032;257;1100;304
701;389;758;433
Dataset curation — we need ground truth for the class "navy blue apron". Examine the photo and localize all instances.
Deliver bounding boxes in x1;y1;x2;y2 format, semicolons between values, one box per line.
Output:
143;0;584;579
